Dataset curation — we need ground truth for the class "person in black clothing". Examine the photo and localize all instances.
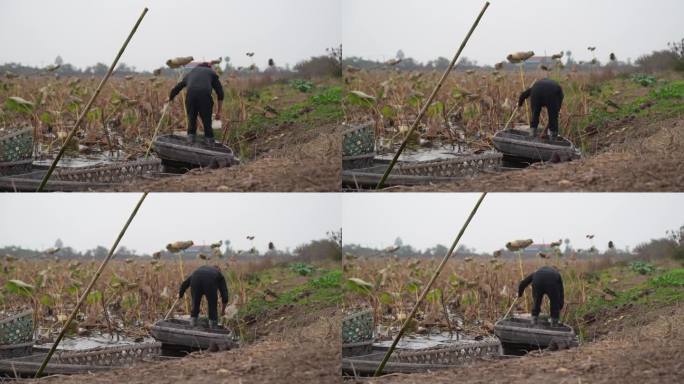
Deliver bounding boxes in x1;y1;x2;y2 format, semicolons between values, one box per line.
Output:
518;266;564;326
169;63;224;144
518;78;564;141
178;265;229;328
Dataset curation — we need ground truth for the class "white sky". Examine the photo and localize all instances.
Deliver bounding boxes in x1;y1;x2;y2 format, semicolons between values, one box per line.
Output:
0;0;341;71
0;193;342;254
343;193;684;253
342;0;684;65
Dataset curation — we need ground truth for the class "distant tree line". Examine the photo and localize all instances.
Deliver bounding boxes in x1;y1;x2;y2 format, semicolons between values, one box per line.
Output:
0;49;343;79
344;38;684;73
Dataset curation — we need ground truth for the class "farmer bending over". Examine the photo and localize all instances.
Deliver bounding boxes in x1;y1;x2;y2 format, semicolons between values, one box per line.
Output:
169;62;224;144
518;78;564;141
518;266;564;326
179;265;229;329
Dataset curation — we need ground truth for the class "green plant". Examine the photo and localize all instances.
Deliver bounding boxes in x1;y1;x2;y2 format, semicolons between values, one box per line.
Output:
630;261;656;275
289;262;314;276
649;269;684;288
289;79;314;93
630;73;656;87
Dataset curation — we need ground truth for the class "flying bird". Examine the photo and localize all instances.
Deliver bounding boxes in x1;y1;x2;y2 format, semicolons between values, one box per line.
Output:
537;252;549;259
268;58;275;67
268;242;275;251
586;234;595;239
608;241;615;249
550;240;562;248
246;52;255;57
246;236;255;241
588;47;597;52
210;241;222;249
45;247;60;255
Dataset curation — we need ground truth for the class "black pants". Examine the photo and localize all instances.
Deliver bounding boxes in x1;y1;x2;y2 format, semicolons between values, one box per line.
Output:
190;279;219;321
186;90;214;138
531;284;562;320
530;97;562;135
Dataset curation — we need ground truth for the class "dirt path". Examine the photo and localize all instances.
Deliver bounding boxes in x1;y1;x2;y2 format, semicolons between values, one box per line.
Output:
390;115;684;192
116;123;340;192
358;302;684;384
37;307;342;384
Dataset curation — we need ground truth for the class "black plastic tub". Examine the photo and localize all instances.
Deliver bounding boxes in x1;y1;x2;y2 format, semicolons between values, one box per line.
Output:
149;318;237;354
152;134;239;169
494;315;578;354
492;128;580;162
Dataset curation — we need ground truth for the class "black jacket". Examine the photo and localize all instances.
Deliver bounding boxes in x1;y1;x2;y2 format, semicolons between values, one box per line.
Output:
169;66;224;101
518;78;564;107
179;265;229;304
518;266;564;307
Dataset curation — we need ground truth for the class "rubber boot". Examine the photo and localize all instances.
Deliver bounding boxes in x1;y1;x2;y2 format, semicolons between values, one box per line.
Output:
187;134;196;144
190;317;198;327
209;320;218;330
549;131;558;143
531;316;539;325
550;318;559;327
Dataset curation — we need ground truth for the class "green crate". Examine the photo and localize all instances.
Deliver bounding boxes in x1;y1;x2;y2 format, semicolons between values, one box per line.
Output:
0;127;33;162
0;310;33;345
342;308;374;344
343;122;375;157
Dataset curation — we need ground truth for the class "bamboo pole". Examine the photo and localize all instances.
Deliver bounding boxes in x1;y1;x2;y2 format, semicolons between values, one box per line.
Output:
35;193;148;377
164;296;180;320
375;2;490;190
144;102;169;158
36;8;148;192
373;192;487;376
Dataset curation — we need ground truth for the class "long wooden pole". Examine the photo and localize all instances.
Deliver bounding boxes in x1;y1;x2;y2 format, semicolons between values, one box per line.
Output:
164;296;180;320
373;193;487;376
144;102;169;158
36;8;149;192
375;2;490;190
35;193;149;377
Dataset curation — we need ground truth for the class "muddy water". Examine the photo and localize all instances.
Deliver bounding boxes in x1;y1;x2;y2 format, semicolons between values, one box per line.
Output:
33;151;127;169
375;145;530;170
375;145;471;163
34;332;155;351
374;332;498;350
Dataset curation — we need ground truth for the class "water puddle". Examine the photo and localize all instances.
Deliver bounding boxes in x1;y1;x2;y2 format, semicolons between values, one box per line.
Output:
376;144;471;163
34;332;155;351
374;332;495;350
33;151;127;169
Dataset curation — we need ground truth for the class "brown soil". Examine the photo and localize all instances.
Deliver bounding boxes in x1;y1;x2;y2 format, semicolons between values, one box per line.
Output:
37;306;342;384
388;115;684;192
361;303;684;384
115;123;340;192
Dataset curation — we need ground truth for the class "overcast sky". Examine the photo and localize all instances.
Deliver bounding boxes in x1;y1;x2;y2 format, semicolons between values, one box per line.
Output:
343;193;684;253
0;193;341;254
0;0;341;71
342;0;684;65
